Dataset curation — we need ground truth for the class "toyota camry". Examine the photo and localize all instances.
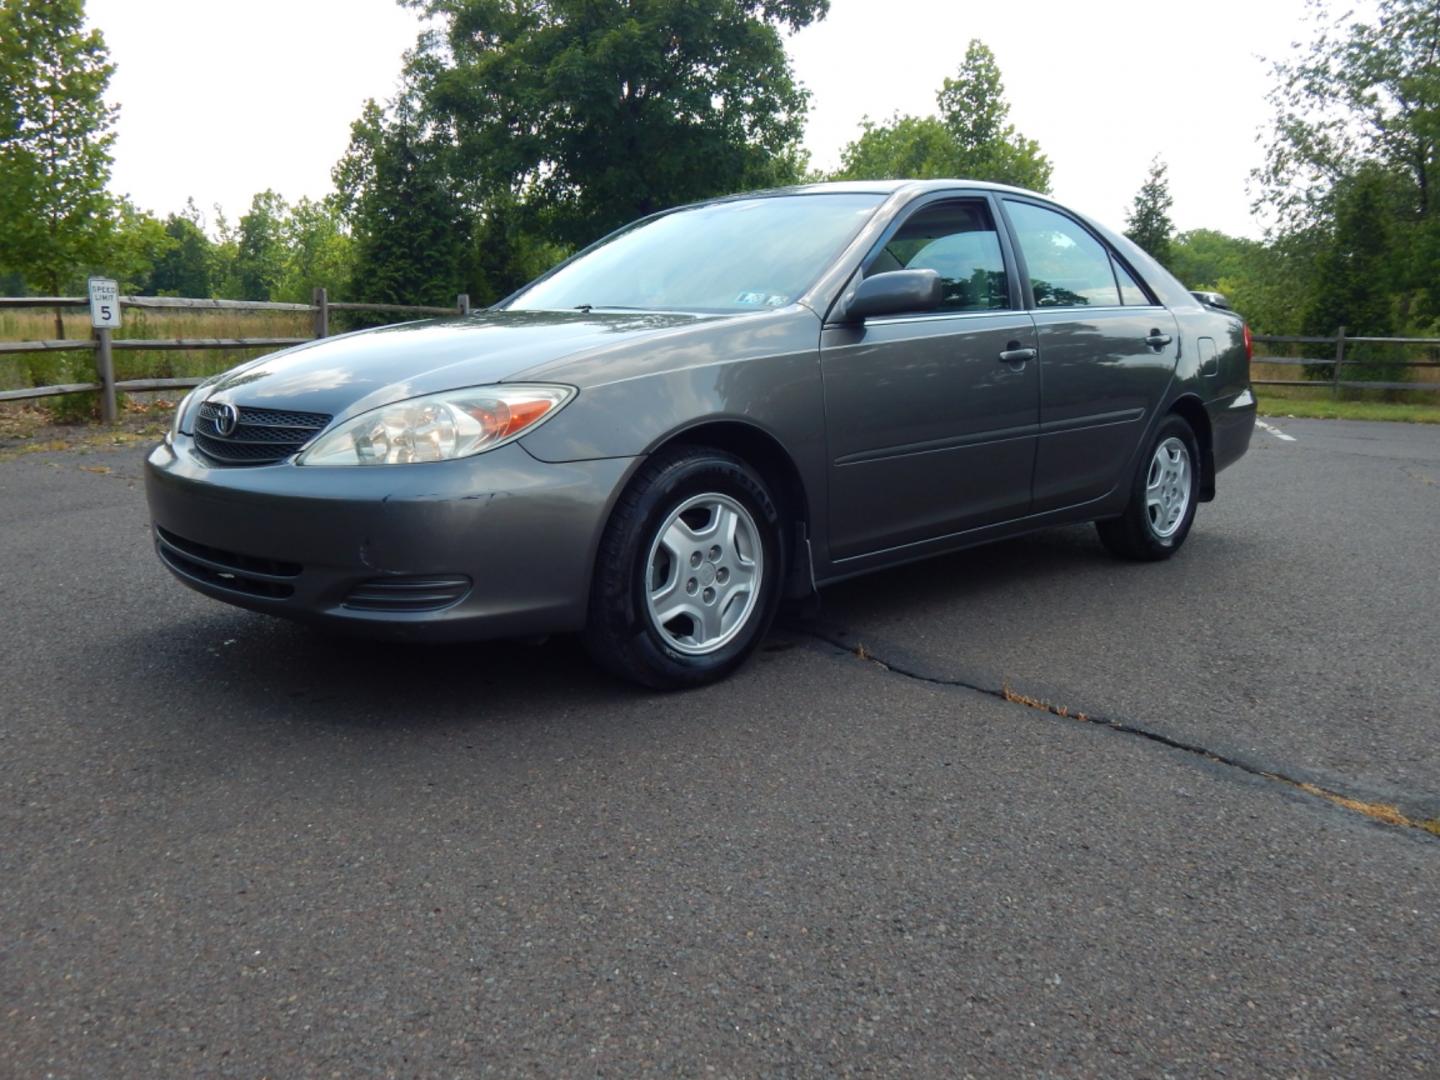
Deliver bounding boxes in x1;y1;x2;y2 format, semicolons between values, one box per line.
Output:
146;180;1255;688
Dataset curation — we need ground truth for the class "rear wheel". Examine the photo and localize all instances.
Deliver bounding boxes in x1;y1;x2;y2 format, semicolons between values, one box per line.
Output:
1096;414;1199;561
584;446;784;689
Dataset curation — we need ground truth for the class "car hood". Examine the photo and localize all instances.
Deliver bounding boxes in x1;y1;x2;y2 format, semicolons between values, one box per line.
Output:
203;309;717;419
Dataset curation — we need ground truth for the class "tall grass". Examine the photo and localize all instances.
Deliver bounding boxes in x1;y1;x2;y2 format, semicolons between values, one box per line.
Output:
0;308;321;420
0;308;312;391
1250;334;1440;409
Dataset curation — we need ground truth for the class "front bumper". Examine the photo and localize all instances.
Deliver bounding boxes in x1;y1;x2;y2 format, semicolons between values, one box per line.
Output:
145;436;637;640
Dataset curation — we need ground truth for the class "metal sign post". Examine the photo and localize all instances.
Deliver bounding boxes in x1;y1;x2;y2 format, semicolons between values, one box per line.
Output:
87;278;120;423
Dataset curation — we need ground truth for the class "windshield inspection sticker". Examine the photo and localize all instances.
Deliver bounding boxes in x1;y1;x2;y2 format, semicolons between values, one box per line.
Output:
735;291;791;307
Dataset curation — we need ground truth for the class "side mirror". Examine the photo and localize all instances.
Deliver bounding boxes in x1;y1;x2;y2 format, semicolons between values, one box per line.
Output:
841;269;943;322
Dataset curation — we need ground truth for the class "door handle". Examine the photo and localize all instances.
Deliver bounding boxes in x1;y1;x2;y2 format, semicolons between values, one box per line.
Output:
998;344;1037;364
1145;330;1173;349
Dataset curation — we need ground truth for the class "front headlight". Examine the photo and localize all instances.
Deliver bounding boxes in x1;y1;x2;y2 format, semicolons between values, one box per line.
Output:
297;384;575;466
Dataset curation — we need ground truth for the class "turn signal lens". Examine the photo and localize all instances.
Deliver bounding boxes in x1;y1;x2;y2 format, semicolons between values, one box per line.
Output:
298;384;574;466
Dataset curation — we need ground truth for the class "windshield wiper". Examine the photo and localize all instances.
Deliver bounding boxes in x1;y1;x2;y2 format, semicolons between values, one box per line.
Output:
573;304;593;313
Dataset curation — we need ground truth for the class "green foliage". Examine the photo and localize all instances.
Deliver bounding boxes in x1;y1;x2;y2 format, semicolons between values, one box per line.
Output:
339;106;468;311
835;115;956;181
1166;228;1316;336
835;40;1051;192
107;197;173;293
1124;156;1174;266
233;190;289;301
0;0;118;297
1212;239;1316;336
467;196;571;307
272;197;353;304
147;198;214;297
403;0;826;248
1168;229;1256;289
1255;0;1439;331
1301;167;1396;338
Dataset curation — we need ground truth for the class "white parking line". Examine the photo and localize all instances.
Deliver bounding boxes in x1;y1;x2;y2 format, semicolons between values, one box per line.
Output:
1256;419;1297;442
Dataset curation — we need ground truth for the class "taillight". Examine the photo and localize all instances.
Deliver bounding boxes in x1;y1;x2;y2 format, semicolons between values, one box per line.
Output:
1243;323;1253;363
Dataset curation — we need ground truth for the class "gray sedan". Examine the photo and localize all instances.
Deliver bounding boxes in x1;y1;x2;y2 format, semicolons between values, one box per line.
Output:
146;180;1255;688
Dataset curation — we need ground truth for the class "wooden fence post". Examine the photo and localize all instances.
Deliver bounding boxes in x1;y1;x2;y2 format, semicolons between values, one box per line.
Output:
94;326;117;424
1331;325;1347;397
456;293;471;316
312;286;329;339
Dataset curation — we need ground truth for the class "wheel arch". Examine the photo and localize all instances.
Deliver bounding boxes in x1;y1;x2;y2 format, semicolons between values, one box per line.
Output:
645;419;816;598
1169;394;1215;502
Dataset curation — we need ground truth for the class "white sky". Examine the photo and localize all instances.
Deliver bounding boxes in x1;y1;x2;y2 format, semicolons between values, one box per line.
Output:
88;0;1341;239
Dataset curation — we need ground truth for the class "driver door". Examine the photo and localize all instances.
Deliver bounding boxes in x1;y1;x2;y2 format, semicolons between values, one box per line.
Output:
821;195;1039;562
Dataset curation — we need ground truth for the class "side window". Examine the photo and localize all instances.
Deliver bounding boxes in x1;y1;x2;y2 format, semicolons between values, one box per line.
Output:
865;200;1010;312
1004;200;1121;308
1114;258;1151;305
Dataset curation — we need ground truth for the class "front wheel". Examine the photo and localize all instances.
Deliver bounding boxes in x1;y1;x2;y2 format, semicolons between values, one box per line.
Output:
1096;414;1200;561
584;446;784;689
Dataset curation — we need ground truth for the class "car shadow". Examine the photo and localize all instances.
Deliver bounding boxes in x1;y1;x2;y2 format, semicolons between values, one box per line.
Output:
118;608;635;732
115;523;1256;746
806;522;1256;629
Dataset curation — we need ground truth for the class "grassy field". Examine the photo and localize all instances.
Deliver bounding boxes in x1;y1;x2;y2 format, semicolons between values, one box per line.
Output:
1251;345;1440;423
1256;386;1440;423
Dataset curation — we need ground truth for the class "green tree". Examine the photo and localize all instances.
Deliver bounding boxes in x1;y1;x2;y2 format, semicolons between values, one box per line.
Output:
835;40;1051;191
339;107;469;311
1212;235;1318;335
403;0;826;247
107;197;173;293
1168;228;1257;289
834;115;957;181
273;196;354;304
148;199;214;297
0;0;118;332
1124;156;1174;266
233;190;289;301
1302;166;1396;340
1255;0;1438;327
207;205;248;299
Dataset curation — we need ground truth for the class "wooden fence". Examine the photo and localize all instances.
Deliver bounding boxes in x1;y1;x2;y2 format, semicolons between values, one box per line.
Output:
1252;328;1440;396
0;289;470;422
5;301;1438;422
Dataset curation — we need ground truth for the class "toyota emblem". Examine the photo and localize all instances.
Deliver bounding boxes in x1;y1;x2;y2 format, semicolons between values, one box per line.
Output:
214;402;239;437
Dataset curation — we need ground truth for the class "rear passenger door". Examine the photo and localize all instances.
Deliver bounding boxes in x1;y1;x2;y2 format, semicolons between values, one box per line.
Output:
1000;198;1179;513
821;194;1039;560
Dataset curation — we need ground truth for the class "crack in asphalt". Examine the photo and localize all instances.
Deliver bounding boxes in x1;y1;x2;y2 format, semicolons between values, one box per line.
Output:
796;626;1440;842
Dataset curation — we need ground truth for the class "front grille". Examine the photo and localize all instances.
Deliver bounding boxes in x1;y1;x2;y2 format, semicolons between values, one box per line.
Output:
194;402;331;466
343;575;471;613
155;526;301;599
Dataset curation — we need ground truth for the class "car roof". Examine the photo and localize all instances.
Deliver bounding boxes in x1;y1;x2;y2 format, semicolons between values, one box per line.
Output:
706;179;1045;201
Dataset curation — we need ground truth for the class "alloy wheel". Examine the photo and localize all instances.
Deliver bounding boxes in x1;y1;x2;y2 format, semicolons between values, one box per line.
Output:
1146;436;1191;539
644;493;764;655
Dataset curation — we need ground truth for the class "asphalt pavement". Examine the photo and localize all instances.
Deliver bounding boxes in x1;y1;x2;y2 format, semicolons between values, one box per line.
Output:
2;417;1438;1077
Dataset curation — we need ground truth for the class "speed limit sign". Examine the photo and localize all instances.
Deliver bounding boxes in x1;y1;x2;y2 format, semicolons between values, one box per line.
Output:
87;277;121;329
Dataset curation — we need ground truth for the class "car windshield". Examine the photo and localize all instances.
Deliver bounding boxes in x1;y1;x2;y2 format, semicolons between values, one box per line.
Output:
506;193;886;314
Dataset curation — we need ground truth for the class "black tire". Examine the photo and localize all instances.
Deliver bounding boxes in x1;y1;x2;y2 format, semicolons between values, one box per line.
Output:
583;445;785;690
1096;413;1200;561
